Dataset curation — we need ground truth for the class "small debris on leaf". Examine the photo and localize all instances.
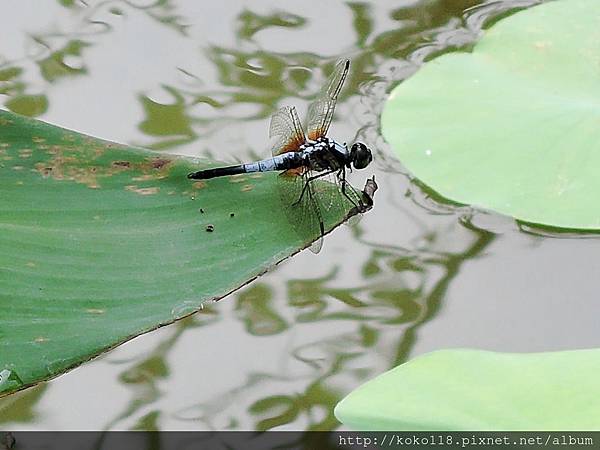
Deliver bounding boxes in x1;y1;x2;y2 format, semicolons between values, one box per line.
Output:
206;224;214;232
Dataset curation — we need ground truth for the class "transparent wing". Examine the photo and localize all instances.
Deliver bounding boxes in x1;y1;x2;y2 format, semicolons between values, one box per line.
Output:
278;170;324;253
306;59;350;141
319;171;365;228
318;172;364;213
270;106;306;156
277;157;365;254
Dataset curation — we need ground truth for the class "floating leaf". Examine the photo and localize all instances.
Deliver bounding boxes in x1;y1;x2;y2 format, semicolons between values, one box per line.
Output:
382;0;600;229
335;349;600;430
0;109;373;397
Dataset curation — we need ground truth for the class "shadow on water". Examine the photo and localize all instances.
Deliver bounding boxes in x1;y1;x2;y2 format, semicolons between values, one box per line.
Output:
0;0;545;431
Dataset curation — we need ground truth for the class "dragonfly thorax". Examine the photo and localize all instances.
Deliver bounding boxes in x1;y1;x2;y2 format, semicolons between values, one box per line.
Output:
299;137;372;172
300;137;350;172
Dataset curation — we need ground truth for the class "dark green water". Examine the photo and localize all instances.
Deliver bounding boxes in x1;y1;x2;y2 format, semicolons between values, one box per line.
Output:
2;0;598;431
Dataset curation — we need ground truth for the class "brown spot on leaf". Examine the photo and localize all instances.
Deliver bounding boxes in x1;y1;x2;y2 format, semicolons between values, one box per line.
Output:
86;308;105;315
32;138;172;190
125;185;159;195
229;175;246;183
151;158;171;169
132;174;157;181
112;160;131;169
192;181;206;189
241;184;253;192
34;150;100;187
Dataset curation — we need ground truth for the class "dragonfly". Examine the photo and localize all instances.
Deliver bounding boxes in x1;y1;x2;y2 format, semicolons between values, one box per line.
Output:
187;59;373;252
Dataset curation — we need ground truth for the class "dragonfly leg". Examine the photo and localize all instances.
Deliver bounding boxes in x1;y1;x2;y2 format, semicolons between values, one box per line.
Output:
292;169;337;206
338;168;360;208
307;181;325;237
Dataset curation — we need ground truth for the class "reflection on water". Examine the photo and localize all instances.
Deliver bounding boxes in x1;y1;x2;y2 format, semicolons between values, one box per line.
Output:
3;0;598;432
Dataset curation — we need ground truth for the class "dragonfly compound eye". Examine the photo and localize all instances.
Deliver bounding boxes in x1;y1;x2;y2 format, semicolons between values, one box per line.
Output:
350;142;373;170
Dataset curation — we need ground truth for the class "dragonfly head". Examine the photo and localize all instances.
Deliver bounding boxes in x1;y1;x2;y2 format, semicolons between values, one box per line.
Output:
350;142;373;170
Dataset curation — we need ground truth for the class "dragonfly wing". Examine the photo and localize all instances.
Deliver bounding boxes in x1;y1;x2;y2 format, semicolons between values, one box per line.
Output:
306;59;350;141
277;163;364;254
325;172;364;228
278;170;324;254
310;170;364;246
270;106;306;156
270;107;321;250
310;169;364;219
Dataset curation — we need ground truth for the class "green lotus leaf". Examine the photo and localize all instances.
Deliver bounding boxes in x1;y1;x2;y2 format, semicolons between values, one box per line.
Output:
0;109;372;397
335;348;600;430
382;0;600;229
